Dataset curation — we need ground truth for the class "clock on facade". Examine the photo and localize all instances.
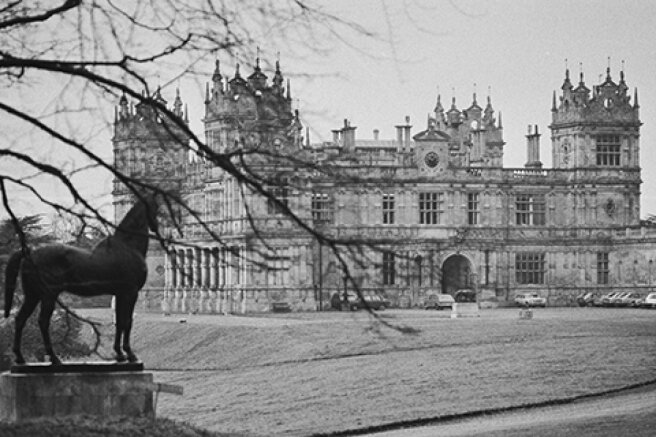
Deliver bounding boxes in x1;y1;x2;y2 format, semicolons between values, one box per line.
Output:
424;151;439;168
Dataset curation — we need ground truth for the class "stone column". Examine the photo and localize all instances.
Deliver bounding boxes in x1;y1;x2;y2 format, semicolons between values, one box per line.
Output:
162;251;173;314
174;249;184;312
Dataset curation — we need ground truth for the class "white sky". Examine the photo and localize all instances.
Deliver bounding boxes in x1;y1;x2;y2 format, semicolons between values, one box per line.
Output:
3;0;656;219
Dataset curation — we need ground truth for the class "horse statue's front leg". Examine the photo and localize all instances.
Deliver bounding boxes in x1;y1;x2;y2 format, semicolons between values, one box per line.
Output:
113;328;127;362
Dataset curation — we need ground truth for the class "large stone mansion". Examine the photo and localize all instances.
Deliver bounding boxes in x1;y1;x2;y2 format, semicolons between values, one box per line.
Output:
112;58;656;313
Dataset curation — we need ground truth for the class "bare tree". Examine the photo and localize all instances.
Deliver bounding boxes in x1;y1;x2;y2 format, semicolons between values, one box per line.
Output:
0;1;422;362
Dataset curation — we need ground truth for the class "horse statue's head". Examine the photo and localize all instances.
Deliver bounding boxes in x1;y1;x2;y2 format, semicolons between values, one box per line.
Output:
115;192;161;255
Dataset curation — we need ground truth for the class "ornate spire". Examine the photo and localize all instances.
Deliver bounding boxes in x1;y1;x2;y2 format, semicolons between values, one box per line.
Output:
248;49;267;90
273;58;284;92
552;90;557;112
603;56;614;84
286;78;291;101
471;83;479;108
212;59;222;84
497;111;503;129
434;92;443;113
634;88;639;108
561;65;572;91
154;85;166;104
173;87;183;117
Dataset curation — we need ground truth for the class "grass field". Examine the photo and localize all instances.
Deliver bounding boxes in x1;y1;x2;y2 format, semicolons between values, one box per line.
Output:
97;307;656;436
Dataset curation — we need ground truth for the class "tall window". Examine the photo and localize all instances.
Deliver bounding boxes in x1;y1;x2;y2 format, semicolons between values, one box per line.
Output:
267;181;289;215
595;135;621;166
597;252;609;284
419;192;444;224
382;252;395;285
467;192;480;225
382;194;395;224
516;194;546;225
311;193;332;222
515;252;545;284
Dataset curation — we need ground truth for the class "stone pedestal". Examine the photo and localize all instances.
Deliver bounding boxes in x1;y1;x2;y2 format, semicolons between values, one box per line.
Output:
519;308;533;319
451;302;481;318
0;363;154;422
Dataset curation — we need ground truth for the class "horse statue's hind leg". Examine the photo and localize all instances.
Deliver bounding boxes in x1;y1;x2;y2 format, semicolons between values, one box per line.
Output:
37;296;62;365
12;294;40;365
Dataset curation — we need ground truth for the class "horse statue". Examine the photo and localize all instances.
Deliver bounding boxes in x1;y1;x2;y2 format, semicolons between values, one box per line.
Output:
3;194;159;365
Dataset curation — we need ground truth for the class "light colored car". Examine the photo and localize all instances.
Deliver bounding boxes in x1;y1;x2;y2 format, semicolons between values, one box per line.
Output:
514;292;547;307
424;294;455;310
600;292;620;307
576;292;598;307
616;292;642;307
642;292;656;309
609;291;631;306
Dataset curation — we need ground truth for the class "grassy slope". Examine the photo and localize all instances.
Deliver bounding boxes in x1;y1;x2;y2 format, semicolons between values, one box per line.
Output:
122;309;656;436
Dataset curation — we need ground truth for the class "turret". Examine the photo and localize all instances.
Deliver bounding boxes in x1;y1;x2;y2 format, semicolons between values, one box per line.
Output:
247;54;268;91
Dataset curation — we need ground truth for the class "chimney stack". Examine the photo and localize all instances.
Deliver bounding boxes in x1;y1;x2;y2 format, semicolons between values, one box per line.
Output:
525;124;542;168
341;118;356;150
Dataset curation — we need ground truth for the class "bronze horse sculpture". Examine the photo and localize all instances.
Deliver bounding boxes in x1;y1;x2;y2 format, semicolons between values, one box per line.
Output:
3;195;159;365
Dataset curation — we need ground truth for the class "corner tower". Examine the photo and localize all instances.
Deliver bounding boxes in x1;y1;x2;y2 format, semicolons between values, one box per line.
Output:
112;88;189;221
203;57;303;157
550;63;642;226
550;65;640;170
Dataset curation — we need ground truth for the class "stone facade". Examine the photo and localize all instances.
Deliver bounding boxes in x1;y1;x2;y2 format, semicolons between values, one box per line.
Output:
113;60;656;313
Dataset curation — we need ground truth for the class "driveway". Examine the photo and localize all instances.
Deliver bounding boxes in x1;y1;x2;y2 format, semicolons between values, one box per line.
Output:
366;383;656;437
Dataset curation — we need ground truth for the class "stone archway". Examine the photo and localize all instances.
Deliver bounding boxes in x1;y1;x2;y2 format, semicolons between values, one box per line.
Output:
441;254;472;295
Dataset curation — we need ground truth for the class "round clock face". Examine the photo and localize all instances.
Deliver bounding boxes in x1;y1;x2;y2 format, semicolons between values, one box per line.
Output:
424;151;439;168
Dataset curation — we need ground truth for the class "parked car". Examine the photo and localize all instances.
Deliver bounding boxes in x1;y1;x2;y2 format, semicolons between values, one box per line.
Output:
332;292;390;311
642;292;656;308
454;289;477;303
576;292;598;307
609;291;631;306
600;292;620;307
616;292;643;307
514;292;547;307
424;294;455;310
358;294;391;310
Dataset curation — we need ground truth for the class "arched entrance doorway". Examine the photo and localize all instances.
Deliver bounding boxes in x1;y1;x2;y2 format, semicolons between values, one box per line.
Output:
442;254;472;295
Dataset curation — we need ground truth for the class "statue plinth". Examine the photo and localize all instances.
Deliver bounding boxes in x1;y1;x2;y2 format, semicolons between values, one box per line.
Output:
10;361;144;374
0;362;154;422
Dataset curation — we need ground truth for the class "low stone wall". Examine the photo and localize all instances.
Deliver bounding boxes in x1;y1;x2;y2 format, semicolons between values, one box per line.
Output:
153;287;319;315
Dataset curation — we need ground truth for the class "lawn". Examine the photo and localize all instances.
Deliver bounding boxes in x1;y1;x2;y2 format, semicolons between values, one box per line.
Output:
113;308;656;436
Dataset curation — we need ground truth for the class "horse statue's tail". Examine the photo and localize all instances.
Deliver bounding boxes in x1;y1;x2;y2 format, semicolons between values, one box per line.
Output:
4;251;23;318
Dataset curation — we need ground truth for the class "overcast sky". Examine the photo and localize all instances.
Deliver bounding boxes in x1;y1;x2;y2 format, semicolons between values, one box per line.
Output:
298;0;656;210
3;0;656;219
